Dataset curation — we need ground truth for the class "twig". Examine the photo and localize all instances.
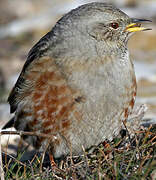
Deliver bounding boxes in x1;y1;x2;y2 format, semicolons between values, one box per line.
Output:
0;130;57;139
0;133;5;180
2;151;26;166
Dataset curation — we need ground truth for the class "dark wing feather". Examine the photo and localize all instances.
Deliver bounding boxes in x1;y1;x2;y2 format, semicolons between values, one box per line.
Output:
2;117;14;129
8;31;52;113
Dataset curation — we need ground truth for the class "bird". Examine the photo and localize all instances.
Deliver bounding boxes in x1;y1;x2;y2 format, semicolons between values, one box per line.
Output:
3;2;151;161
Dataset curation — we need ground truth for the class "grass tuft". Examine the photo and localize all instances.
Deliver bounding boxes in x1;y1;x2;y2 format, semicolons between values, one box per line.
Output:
1;125;156;179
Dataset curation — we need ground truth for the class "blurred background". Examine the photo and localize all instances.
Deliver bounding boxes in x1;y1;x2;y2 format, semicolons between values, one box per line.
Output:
0;0;156;128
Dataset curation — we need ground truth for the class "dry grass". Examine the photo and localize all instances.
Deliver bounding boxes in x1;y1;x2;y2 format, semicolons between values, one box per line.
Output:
1;125;156;180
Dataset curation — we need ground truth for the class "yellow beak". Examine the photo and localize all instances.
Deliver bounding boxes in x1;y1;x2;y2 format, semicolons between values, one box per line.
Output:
125;18;152;32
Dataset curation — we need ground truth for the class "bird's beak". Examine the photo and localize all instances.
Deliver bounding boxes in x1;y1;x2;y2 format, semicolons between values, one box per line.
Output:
125;18;152;32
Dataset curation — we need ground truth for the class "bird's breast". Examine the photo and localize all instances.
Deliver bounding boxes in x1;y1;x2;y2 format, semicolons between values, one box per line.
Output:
67;53;136;107
62;53;137;148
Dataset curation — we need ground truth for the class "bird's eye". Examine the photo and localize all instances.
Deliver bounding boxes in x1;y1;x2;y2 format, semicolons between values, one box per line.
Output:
110;22;119;29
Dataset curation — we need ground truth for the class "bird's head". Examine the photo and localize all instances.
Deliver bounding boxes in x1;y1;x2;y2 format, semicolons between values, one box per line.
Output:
77;3;152;45
49;2;151;58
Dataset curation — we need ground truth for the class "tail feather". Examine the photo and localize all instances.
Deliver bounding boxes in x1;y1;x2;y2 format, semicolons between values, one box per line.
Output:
2;117;15;129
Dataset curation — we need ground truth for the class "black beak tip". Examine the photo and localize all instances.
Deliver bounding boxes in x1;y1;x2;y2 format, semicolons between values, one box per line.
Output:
143;28;152;31
132;18;152;23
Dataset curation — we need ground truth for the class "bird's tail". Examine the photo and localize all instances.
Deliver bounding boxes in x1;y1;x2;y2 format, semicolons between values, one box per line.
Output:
2;117;14;129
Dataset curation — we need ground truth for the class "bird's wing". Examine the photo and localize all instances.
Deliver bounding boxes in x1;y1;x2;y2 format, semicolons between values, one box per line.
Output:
7;55;83;139
8;55;78;113
8;32;53;113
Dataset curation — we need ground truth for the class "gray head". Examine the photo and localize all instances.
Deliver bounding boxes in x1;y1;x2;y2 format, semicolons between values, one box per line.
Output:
55;3;130;42
49;3;130;57
27;2;151;64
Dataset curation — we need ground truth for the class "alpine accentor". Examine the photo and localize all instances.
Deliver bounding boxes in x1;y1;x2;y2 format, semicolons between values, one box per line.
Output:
4;2;151;159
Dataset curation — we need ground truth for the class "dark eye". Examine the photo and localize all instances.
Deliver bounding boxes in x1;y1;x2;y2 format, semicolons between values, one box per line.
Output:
110;22;119;29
